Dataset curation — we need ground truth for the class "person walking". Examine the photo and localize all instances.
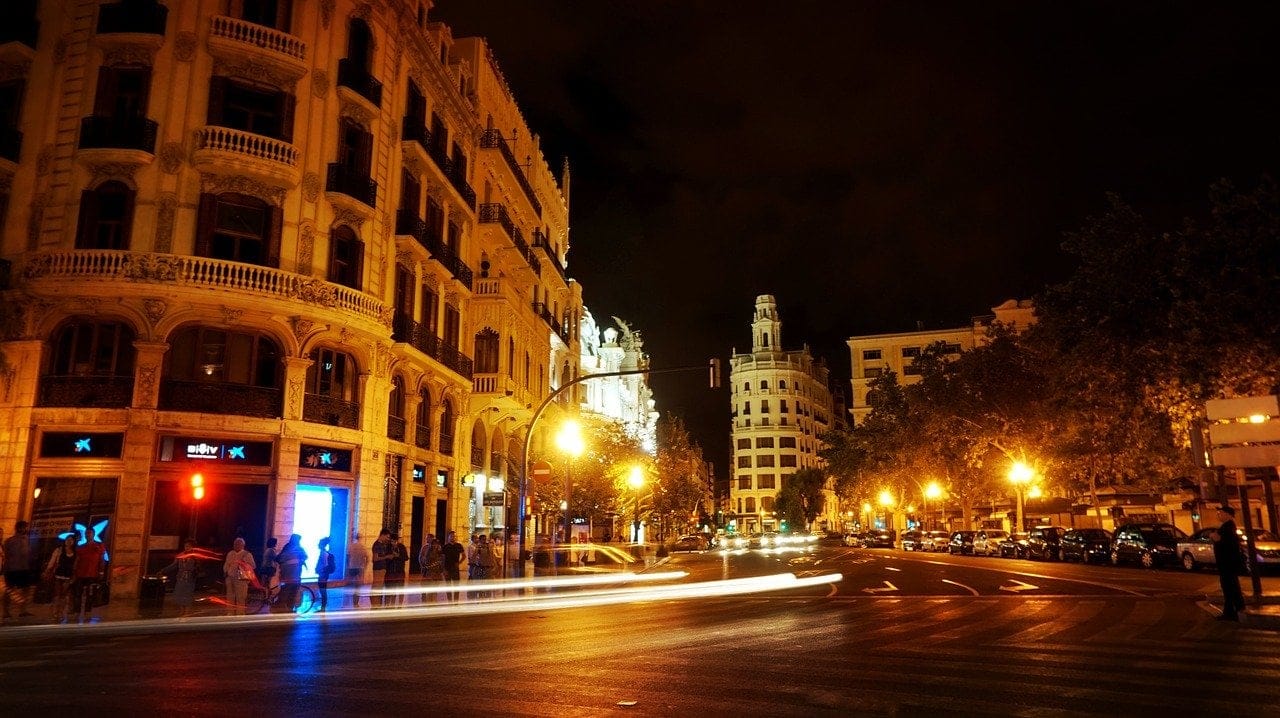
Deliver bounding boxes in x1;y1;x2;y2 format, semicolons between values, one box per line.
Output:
71;527;107;623
370;529;393;607
258;537;279;594
418;534;443;603
159;539;198;616
223;537;256;616
275;534;307;613
383;534;409;607
441;531;464;602
44;534;78;623
315;537;335;612
345;533;369;608
1210;505;1247;621
2;520;35;622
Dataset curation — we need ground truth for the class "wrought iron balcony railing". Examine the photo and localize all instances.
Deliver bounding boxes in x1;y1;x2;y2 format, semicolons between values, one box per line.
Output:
159;380;283;418
387;415;406;442
414;423;432;450
97;0;168;35
401;116;430;149
470;445;485;468
326;162;377;208
424;142;476;209
438;342;473;380
303;393;360;429
79;115;158;153
336;57;382;107
531;229;565;281
438;430;455;456
37;375;134;408
480;129;541;215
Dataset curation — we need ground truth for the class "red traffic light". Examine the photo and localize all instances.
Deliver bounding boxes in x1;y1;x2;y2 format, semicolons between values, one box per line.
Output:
190;473;206;501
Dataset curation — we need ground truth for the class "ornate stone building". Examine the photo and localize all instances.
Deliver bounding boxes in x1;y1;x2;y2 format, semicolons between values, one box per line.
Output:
728;295;836;534
0;0;580;597
579;308;657;455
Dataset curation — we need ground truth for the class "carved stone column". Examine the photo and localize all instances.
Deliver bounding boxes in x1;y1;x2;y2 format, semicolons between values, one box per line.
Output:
283;356;313;421
131;341;169;410
404;392;423;447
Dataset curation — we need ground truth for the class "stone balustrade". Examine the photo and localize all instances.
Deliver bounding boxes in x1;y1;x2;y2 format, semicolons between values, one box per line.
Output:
210;15;306;60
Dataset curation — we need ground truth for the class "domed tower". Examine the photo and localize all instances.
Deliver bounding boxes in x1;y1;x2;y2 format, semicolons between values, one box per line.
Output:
751;294;782;352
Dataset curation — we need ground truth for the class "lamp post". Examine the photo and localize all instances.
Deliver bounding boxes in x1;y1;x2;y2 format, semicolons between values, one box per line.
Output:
555;420;585;569
861;502;872;530
1009;461;1034;534
924;481;943;531
628;465;646;543
878;489;895;530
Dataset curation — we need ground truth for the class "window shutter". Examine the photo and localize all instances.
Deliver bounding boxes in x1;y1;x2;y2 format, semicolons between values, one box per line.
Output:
121;186;136;250
279;92;296;143
352;237;365;290
74;189;100;249
206;76;228;126
194;192;218;257
93;68;116;116
267;203;283;268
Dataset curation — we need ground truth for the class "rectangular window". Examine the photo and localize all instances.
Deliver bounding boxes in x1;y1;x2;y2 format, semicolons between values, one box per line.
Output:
737;438;751;450
903;364;922;376
761;400;770;413
902;346;921;358
757;455;775;468
758;475;776;490
737;455;752;469
780;400;789;413
780;455;797;467
862;349;882;361
755;437;774;448
420;285;439;334
737;476;752;490
865;367;884;378
443;304;460;347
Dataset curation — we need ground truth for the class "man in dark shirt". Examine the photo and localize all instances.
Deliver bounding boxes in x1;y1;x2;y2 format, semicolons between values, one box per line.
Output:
441;531;465;602
1209;506;1246;621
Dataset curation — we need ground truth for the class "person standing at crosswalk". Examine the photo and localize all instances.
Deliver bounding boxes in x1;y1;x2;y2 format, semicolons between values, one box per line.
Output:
1209;505;1246;621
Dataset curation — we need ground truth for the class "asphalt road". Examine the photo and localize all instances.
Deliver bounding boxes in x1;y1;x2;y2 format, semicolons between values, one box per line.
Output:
2;545;1277;716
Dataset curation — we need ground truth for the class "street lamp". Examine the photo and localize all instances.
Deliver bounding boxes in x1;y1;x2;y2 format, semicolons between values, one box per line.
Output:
861;501;872;530
924;481;943;531
1008;461;1034;534
556;420;585;550
878;490;895;530
628;465;646;543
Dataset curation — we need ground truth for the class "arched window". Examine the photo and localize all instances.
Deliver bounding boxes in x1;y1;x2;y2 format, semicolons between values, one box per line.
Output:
195;192;280;267
165;326;280;387
439;399;455;456
75;181;134;250
328;225;364;289
470;420;487;468
388;375;405;419
474;329;499;373
415;387;432;450
745;497;756;514
49;320;136;377
304;347;359;427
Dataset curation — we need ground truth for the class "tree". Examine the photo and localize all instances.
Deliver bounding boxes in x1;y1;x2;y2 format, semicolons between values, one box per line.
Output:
775;468;827;531
650;416;711;540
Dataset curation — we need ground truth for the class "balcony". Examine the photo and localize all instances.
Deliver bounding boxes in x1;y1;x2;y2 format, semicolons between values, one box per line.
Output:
207;15;307;82
0;125;20;164
531;229;566;282
192;126;300;188
423;142;476;211
394;209;446;257
158;380;282;418
20;250;387;326
37;376;134;408
402;116;431;151
77;115;158;166
326;162;377;210
478;203;541;276
393;313;439;356
336;57;382;108
387;415;406;442
96;1;168;36
444;253;473;290
303;393;360;429
480;129;541;216
438;342;473;380
414;424;432;450
439;430;455;456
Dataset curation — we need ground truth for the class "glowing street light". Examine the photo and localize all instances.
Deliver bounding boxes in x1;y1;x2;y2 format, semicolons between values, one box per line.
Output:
628;465;647;543
1008;461;1035;533
922;480;943;531
556;420;586;551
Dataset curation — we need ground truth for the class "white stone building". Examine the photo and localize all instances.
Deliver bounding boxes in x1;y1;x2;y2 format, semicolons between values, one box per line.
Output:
579;308;657;454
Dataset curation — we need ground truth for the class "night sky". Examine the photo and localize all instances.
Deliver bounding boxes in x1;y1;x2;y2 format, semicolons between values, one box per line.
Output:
433;1;1280;473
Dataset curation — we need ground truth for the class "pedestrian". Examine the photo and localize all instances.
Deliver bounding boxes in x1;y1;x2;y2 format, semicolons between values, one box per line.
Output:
316;537;335;612
465;533;479;580
371;529;393;607
346;533;369;608
384;534;409;606
472;534;497;599
441;531;465;601
1209;505;1247;621
159;539;198;616
275;533;307;613
3;521;35;622
71;527;107;623
223;537;256;616
258;537;279;593
418;534;443;602
44;534;78;623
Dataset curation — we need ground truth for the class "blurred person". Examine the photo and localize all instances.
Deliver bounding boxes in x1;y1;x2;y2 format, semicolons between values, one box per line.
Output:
159;539;198;616
223;537;256;616
258;536;279;592
371;529;393;607
44;534;78;623
418;533;443;602
71;527;107;623
275;534;307;613
383;534;408;606
346;533;369;608
3;521;35;621
1210;505;1247;622
316;537;336;612
441;531;464;601
465;533;479;580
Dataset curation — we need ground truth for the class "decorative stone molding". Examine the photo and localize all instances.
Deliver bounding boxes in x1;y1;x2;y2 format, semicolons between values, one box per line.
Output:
213;58;296;90
395;250;413;267
321;0;336;29
379;305;394;328
75;297;102;314
292;316;316;344
87;162;139;185
339;327;353;345
375;343;391;378
0;61;31;83
288;377;304;413
311;70;328;99
103;44;156;68
121;253;181;281
298;223;315;274
200;172;285;206
158;142;184;173
136;364;158;404
26;193;45;250
302;172;321;202
154;193;177;252
337;97;374;126
220;306;245;325
142;298;168;324
354;3;374;22
332;208;367;230
174;31;198;62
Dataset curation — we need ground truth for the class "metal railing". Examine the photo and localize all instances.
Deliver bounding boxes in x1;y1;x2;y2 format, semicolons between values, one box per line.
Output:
478;203;541;275
414;423;432;450
326;162;377;208
302;393;360;429
159;380;282;418
37;376;134;408
531;229;565;281
401;116;431;149
439;430;455;456
387;415;406;442
480;129;541;215
336;57;382;107
209;15;306;59
79;115;158;153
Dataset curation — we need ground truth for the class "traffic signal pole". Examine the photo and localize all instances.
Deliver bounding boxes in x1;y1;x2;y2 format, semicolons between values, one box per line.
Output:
508;360;720;578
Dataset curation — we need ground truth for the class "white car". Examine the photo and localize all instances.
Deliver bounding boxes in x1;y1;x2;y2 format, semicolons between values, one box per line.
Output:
1178;527;1280;571
973;530;1010;557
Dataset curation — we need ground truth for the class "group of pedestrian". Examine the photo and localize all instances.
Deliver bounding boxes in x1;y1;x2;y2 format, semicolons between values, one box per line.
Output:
2;521;107;624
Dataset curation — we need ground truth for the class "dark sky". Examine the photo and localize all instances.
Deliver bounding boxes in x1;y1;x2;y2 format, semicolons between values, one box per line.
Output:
433;1;1280;474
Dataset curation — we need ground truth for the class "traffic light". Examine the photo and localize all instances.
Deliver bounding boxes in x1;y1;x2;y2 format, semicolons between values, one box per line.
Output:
190;472;205;501
709;358;721;389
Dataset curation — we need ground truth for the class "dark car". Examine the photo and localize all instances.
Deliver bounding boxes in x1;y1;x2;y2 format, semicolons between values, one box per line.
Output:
1025;526;1068;561
900;530;925;551
999;532;1030;558
948;531;977;555
820;531;847;547
865;529;897;548
1060;528;1113;564
1110;522;1187;568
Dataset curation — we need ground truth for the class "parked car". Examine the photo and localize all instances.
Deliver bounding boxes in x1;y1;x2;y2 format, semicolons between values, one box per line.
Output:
1060;528;1113;564
1178;527;1280;572
1025;526;1068;561
864;529;897;548
673;535;710;552
723;534;750;550
973;530;1010;556
820;531;847;547
900;530;925;551
750;532;780;549
1110;523;1187;568
920;531;952;552
948;531;977;555
999;532;1031;558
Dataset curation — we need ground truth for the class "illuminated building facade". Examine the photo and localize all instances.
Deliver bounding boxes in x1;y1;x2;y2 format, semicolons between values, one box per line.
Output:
728;295;835;533
0;0;578;597
578;308;657;455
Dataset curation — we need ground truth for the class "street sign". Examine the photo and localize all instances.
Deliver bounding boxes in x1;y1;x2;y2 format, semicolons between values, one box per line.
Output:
1206;395;1280;468
1205;395;1278;421
483;492;505;507
1212;445;1280;468
531;460;553;485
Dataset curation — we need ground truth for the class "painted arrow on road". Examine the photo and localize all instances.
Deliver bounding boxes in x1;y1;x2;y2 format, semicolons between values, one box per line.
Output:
999;579;1039;593
862;581;899;594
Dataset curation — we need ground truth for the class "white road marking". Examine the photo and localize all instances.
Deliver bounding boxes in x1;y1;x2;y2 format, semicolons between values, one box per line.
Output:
1000;579;1040;593
863;581;899;594
942;579;980;596
885;567;902;572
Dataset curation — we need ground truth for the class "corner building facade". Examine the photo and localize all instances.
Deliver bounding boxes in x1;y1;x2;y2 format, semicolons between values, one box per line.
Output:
0;0;580;598
728;296;836;534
